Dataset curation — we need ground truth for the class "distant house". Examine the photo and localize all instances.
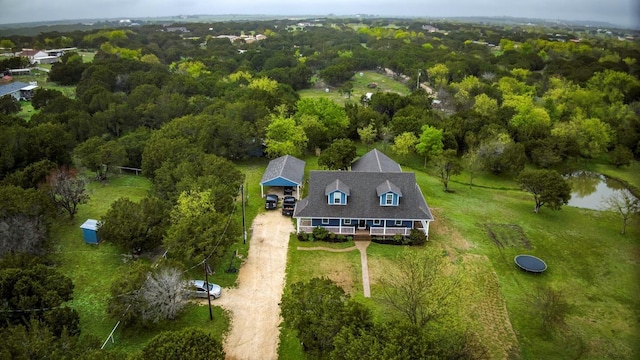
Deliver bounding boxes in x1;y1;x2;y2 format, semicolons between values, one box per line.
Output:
19;49;39;62
165;27;189;33
422;25;439;32
293;149;434;239
0;81;37;101
260;155;306;199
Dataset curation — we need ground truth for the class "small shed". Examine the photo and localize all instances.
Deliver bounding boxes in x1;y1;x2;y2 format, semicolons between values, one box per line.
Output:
80;219;100;244
260;155;305;199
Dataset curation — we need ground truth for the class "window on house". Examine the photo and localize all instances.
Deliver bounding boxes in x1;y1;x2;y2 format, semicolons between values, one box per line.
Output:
394;220;403;226
385;193;394;205
333;192;341;204
322;218;330;225
373;219;381;226
344;219;351;225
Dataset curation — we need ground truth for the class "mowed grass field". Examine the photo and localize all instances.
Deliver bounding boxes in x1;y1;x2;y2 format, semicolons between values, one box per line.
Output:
299;70;411;105
279;148;640;360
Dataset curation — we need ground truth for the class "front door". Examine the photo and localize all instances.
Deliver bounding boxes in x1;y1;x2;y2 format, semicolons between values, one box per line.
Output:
358;220;366;229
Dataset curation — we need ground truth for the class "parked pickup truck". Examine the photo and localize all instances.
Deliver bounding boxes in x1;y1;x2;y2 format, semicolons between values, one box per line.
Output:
265;194;279;210
281;196;296;216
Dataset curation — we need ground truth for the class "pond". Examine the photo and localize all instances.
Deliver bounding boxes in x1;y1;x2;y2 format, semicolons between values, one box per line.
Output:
566;171;633;210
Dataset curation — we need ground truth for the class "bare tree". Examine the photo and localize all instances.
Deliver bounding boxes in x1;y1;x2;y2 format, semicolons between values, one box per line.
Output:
141;267;187;322
602;189;639;235
531;286;571;333
47;168;89;219
380;249;459;327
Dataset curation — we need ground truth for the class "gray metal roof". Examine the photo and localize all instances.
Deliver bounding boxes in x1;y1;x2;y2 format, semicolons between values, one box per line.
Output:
376;180;402;197
294;170;433;221
325;179;350;196
351;149;402;173
0;81;30;97
260;155;306;185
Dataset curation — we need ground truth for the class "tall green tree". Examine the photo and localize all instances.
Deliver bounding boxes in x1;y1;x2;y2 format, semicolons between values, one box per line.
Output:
416;125;444;167
75;137;127;180
318;139;357;170
296;97;350;144
264;110;308;158
0;95;21;115
281;278;373;357
0;264;79;336
518;169;571;213
163;190;240;266
392;132;418;162
357;124;378;150
98;196;169;253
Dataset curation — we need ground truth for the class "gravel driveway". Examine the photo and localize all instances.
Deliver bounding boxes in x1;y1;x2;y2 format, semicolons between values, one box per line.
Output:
215;210;294;360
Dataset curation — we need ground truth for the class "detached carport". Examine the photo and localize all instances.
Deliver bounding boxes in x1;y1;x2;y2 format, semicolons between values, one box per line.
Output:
260;155;305;199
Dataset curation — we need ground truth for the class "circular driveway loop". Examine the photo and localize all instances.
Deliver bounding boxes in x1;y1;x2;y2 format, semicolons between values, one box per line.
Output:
215;210;294;360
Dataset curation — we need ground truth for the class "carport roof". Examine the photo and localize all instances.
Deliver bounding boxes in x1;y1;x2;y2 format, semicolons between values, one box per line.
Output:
0;81;30;97
260;155;305;186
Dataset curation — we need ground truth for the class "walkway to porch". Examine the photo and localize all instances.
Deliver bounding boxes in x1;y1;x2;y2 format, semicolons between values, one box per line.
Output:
297;241;372;298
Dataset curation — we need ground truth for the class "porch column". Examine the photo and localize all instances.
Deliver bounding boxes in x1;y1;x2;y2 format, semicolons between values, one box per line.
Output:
260;184;264;198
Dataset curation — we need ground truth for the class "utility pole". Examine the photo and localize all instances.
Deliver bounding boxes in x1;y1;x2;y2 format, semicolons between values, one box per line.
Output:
241;183;247;244
417;70;421;90
204;261;213;321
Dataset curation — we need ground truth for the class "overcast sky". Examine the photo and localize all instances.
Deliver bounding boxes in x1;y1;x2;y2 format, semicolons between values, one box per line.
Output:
1;0;638;28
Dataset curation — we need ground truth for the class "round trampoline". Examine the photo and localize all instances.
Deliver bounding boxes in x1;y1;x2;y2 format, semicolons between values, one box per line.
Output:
514;255;547;273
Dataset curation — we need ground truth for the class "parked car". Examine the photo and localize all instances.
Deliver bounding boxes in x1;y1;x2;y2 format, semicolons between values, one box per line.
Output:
188;280;222;299
284;187;294;196
282;196;296;216
265;194;279;210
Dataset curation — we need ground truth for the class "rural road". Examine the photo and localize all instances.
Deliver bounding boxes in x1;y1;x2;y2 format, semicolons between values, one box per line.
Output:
215;210;294;360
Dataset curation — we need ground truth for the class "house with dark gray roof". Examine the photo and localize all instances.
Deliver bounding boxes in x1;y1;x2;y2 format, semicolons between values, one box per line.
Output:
351;148;402;173
260;155;306;199
293;149;433;239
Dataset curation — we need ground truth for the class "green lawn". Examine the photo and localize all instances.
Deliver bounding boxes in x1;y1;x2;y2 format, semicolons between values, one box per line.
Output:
280;151;640;359
299;70;411;105
52;174;231;355
79;51;96;63
49;153;639;359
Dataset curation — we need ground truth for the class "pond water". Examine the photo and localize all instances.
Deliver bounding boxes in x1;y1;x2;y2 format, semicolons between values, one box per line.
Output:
566;172;633;210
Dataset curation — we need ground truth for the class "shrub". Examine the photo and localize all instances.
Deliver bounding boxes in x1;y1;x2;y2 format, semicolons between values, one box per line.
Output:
312;226;330;241
408;228;427;245
298;232;310;241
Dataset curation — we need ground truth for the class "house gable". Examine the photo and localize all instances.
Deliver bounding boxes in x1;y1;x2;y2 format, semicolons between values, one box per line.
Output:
325;179;350;205
376;180;402;206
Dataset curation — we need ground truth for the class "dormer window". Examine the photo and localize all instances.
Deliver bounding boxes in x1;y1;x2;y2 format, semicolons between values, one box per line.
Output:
377;180;402;207
325;179;350;205
385;193;394;205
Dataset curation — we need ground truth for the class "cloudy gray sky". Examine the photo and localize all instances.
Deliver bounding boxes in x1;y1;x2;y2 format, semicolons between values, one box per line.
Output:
1;0;638;28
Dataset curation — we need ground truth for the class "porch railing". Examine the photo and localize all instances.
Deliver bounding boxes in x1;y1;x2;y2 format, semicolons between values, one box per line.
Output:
369;227;411;236
298;225;355;235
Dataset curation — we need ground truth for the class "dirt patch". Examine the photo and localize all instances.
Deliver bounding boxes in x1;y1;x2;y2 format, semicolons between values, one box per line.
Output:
484;223;531;249
460;254;520;359
214;211;294;360
429;208;471;252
